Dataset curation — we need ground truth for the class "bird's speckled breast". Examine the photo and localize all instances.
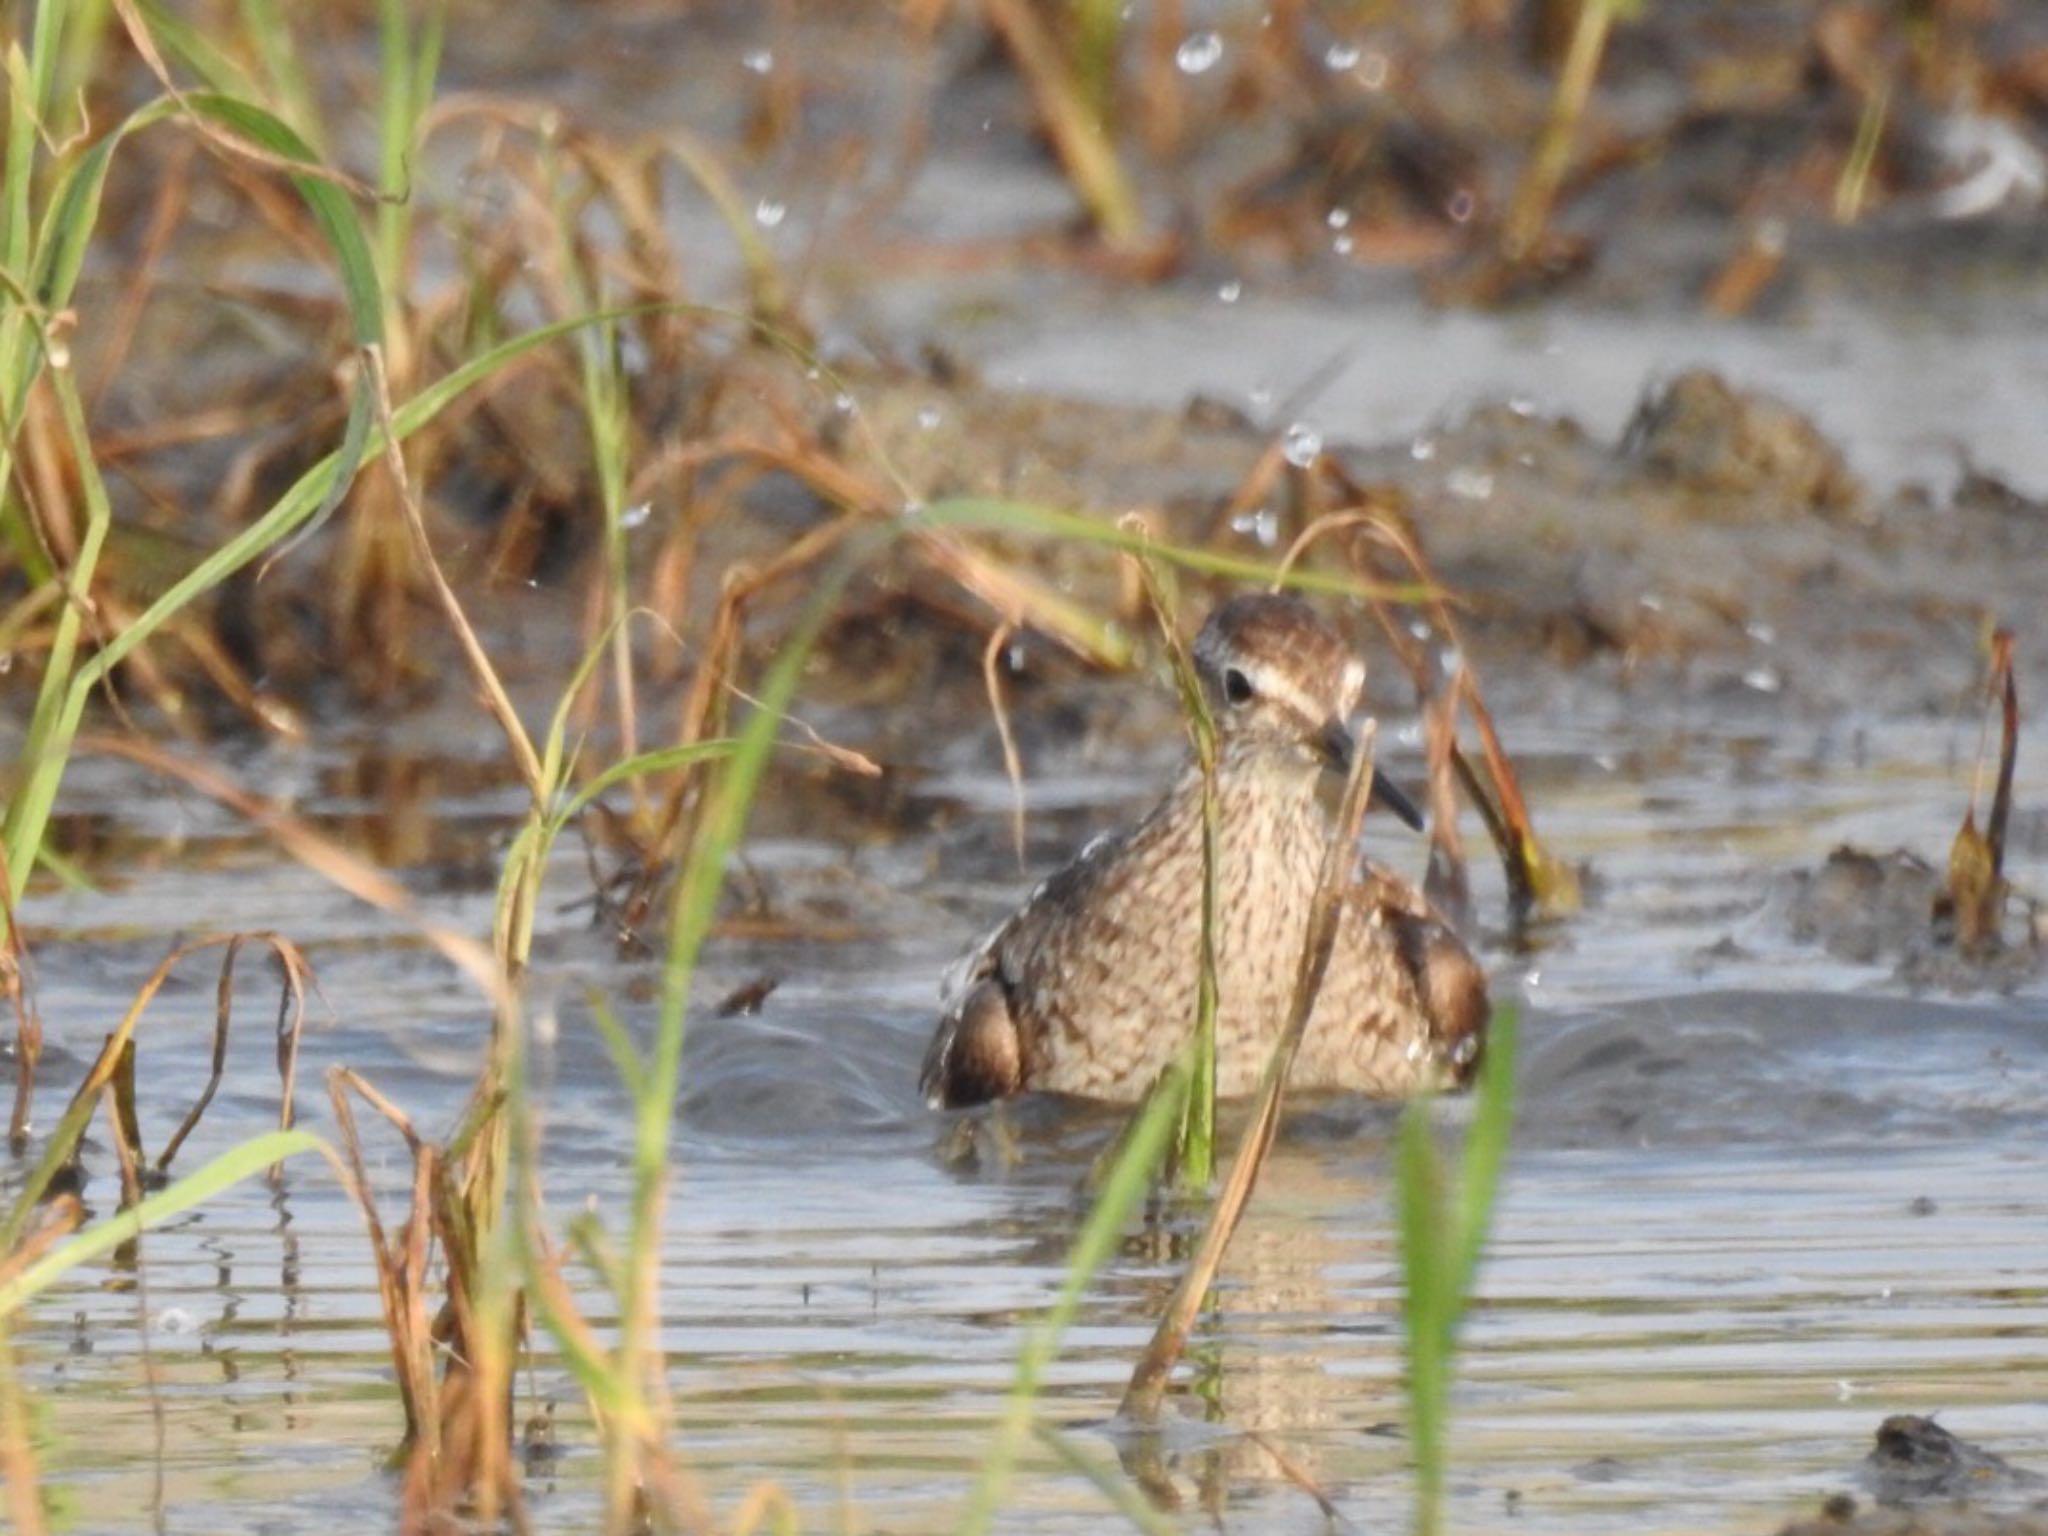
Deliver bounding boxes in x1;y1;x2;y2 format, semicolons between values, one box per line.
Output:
998;760;1331;1098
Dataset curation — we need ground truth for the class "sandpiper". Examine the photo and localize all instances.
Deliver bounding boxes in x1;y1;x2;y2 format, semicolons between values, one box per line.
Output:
920;593;1489;1108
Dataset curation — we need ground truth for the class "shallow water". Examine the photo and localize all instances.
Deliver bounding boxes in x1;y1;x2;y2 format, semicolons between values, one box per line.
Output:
10;661;2048;1535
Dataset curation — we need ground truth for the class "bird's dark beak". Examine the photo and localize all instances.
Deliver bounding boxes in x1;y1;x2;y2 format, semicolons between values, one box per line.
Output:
1315;717;1355;774
1315;718;1428;833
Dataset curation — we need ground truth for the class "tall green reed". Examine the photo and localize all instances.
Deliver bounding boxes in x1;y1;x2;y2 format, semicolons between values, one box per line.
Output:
1132;555;1220;1186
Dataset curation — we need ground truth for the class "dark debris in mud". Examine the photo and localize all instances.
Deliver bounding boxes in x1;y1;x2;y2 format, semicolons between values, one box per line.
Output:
1779;1417;2048;1536
1787;846;2044;992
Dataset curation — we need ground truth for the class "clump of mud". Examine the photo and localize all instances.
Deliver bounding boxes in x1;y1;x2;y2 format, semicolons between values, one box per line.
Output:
1787;846;2043;992
1778;1416;2048;1535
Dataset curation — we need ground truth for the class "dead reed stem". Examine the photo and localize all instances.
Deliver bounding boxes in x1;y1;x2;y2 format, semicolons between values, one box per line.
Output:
6;934;307;1242
0;1325;49;1536
75;736;508;1005
1501;0;1619;261
982;621;1029;870
981;0;1146;249
365;342;546;801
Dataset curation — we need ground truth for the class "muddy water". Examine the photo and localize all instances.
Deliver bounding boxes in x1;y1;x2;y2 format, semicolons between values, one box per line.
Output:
9;658;2047;1535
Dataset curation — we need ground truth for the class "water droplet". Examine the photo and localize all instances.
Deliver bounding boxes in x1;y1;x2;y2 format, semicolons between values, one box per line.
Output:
621;501;652;530
1638;592;1664;612
1743;665;1783;695
1333;233;1354;256
1175;30;1223;74
1446;188;1476;223
1326;207;1351;229
1447;467;1494;500
1451;1033;1480;1066
1410;435;1437;462
1324;40;1362;70
1746;620;1777;645
916;405;942;431
833;391;856;415
1006;642;1027;672
900;498;927;517
1281;422;1322;468
1359;51;1389;90
1230;507;1280;547
1508;395;1537;417
1217;278;1242;303
1248;385;1275;414
742;47;775;74
754;197;786;228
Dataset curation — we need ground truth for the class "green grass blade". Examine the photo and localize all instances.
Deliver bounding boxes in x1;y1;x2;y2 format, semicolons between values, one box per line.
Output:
176;92;382;346
233;0;327;152
137;0;261;96
1397;1102;1451;1536
553;741;740;830
2;309;636;909
960;1074;1183;1535
916;497;1436;605
1451;1004;1517;1300
1397;1003;1517;1536
638;564;857;1183
0;1130;327;1320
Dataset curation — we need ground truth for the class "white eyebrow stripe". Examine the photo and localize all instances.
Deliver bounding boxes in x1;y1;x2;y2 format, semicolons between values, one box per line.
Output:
1244;661;1331;724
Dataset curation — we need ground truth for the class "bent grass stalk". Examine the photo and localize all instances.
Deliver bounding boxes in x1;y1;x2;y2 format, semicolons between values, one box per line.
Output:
1121;719;1383;1421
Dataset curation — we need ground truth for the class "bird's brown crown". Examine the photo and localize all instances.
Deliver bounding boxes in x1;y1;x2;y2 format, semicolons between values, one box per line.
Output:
1192;594;1365;743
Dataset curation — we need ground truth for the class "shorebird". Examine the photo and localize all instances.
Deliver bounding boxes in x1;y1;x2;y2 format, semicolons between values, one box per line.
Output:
920;593;1489;1108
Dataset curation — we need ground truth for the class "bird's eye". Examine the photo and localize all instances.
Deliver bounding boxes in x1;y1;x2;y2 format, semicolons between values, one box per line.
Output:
1223;668;1254;706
